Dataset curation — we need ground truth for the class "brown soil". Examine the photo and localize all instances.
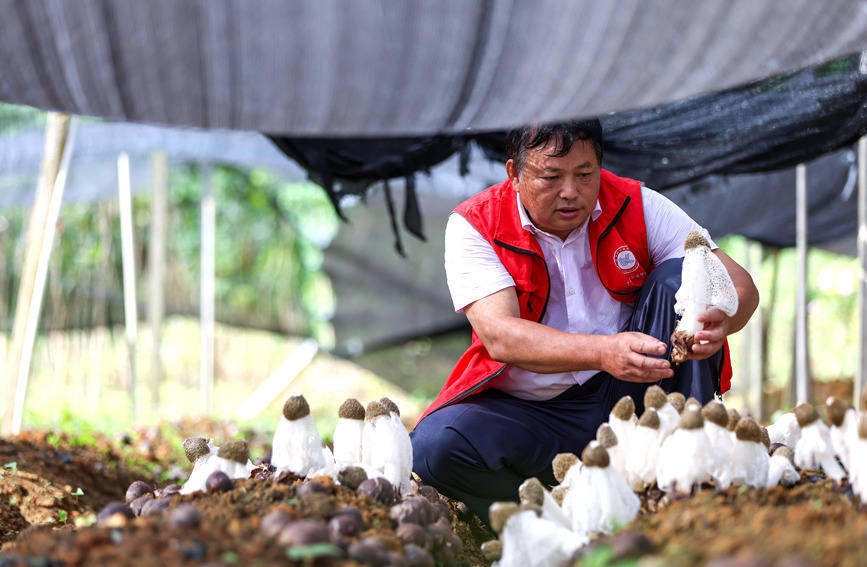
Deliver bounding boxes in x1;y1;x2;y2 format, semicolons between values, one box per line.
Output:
1;424;865;567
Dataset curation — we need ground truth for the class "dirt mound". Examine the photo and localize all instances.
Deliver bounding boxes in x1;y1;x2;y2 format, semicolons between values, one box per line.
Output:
2;426;867;566
0;429;493;566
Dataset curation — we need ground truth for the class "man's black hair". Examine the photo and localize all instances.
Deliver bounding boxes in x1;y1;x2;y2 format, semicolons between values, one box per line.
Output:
505;118;603;173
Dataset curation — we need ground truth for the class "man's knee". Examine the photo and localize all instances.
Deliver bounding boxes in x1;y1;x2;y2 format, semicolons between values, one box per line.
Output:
411;420;481;485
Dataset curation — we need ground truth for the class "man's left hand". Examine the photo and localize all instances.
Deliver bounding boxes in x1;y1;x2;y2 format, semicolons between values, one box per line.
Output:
689;308;730;360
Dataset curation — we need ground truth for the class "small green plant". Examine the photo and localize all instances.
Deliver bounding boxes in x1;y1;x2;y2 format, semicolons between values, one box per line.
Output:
285;543;342;566
578;544;641;567
220;551;239;564
2;461;17;472
57;510;68;523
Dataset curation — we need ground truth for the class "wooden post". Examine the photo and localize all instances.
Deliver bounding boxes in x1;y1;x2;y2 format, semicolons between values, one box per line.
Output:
149;151;168;410
118;152;138;421
857;137;867;408
200;164;215;415
795;163;811;405
2;113;72;435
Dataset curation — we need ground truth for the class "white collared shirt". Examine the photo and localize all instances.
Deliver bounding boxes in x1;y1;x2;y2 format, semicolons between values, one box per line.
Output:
444;184;715;400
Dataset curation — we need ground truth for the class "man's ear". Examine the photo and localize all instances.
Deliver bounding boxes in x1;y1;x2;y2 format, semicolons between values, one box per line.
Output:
506;159;520;188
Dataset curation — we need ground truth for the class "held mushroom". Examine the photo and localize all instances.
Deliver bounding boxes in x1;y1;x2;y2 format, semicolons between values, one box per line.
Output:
670;231;738;365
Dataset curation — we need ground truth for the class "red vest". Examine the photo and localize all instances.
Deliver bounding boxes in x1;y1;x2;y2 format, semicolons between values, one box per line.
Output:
418;170;659;421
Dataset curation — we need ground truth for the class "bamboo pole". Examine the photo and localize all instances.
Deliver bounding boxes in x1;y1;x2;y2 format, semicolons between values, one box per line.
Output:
200;164;215;415
795;163;811;405
149;151;168;411
857;137;867;408
4;114;75;435
118;152;138;421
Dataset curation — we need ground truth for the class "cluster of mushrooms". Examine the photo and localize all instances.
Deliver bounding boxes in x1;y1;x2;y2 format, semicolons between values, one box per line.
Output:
97;393;461;567
485;386;867;567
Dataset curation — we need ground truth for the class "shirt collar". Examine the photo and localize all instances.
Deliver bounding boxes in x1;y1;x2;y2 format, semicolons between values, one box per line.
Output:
516;192;604;237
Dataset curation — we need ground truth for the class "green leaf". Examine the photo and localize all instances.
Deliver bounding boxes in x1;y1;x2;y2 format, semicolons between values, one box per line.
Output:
285;543;342;561
2;462;17;470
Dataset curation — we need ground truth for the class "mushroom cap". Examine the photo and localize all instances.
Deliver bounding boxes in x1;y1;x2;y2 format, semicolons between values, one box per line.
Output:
379;397;400;417
550;485;567;506
679;408;704;430
183;437;211;464
596;423;618;448
726;408;741;432
858;414;867;440
638;407;660;429
644;385;667;410
217;439;250;464
365;400;389;421
581;442;610;468
684;230;710;251
734;416;763;443
685;397;702;411
283;394;311;421
488;501;520;534
793;403;820;428
518;477;545;507
861;387;867;413
825;396;851;428
760;426;770;449
701;400;728;428
552;453;579;484
611;396;635;420
772;445;795;464
667;392;686;413
338;398;365;421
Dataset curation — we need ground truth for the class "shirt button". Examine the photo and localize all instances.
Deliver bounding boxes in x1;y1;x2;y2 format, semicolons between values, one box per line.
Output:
568;288;575;295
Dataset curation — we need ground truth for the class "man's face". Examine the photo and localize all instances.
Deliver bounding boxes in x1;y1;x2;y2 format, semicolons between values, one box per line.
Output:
507;139;601;240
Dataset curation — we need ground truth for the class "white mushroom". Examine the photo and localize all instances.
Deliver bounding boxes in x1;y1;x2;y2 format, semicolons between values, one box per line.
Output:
212;439;255;479
792;402;846;482
700;400;734;490
765;445;801;488
518;477;572;530
826;396;857;473
180;437;220;495
596;423;628;481
643;386;680;442
379;397;414;496
656;409;714;495
564;442;640;537
670;231;738;365
625;408;663;491
608;396;637;456
332;398;365;469
765;410;801;449
847;414;867;501
730;417;770;489
362;400;408;492
492;507;588;567
271;393;328;477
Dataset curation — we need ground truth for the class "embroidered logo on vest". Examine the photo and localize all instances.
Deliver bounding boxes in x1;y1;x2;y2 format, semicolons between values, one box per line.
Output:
613;246;638;273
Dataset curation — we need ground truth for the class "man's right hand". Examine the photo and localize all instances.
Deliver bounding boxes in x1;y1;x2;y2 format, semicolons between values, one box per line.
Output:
599;332;674;383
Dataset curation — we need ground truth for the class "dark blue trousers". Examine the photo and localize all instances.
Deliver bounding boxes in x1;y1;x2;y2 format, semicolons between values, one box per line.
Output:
410;258;723;528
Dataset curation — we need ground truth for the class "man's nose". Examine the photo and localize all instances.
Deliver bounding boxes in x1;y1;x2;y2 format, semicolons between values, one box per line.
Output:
559;178;580;199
